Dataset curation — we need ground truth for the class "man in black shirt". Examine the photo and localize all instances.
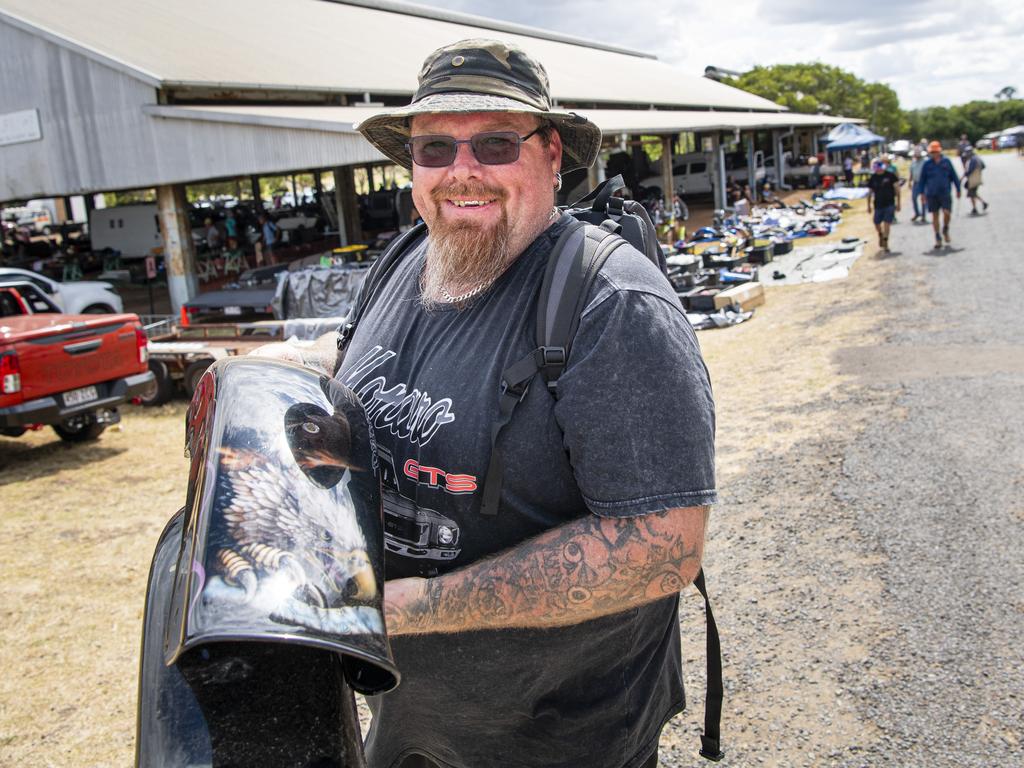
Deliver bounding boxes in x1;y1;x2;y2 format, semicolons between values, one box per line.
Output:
866;159;900;252
256;39;717;768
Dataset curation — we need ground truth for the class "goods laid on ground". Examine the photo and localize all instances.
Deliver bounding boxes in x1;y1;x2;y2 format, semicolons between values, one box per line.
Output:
664;197;853;329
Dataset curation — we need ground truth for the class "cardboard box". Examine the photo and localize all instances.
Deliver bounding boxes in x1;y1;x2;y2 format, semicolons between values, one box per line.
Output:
714;282;765;311
681;287;722;312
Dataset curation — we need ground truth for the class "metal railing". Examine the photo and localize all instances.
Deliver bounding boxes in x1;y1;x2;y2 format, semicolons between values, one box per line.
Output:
140;314;176;339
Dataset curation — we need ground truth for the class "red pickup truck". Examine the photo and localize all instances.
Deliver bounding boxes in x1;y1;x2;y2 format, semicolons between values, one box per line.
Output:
1;285;154;442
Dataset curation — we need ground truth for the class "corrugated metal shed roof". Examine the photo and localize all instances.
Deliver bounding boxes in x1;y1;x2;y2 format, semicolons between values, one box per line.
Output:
0;0;782;111
145;104;854;136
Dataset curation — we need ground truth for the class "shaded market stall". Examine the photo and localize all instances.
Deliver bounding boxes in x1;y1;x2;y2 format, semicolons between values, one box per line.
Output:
2;0;857;311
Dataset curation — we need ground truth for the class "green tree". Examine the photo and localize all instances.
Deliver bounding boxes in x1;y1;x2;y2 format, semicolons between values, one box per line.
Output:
732;63;907;137
905;99;1024;142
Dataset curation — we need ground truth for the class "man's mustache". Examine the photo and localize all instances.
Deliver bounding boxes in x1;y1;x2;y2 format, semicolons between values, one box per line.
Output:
430;182;508;206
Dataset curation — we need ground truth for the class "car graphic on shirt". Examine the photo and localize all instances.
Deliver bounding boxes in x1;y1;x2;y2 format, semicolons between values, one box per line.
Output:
377;446;461;561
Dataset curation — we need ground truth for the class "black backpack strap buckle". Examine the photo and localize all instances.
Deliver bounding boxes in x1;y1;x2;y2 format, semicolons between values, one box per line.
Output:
699;736;725;762
534;346;566;392
337;321;356;350
498;376;530;403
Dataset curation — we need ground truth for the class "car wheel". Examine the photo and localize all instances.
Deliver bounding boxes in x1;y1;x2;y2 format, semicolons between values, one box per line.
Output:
184;359;214;398
81;304;113;314
139;359;175;406
42;226;53;236
52;414;106;442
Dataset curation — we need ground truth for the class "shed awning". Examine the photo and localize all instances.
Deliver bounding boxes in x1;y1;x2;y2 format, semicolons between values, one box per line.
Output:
145;104;858;140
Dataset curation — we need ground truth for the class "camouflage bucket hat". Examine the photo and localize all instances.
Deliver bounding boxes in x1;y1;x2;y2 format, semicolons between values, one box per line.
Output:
355;39;602;173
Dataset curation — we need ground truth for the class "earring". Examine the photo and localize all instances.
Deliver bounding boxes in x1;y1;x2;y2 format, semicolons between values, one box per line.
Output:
554;172;563;192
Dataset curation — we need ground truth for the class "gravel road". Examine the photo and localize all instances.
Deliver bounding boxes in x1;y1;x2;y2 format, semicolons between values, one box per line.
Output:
660;152;1023;768
832;151;1024;766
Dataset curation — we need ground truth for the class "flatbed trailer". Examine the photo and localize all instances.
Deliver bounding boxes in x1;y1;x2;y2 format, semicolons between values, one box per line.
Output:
142;318;343;405
144;321;287;404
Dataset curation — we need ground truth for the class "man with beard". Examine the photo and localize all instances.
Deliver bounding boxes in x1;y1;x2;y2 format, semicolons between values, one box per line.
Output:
256;39;716;768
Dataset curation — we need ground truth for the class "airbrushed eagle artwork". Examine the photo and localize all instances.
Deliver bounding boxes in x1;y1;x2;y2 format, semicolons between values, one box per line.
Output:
134;358;398;768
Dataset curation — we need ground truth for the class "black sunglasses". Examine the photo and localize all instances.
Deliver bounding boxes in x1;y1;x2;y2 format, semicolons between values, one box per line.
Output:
406;127;543;167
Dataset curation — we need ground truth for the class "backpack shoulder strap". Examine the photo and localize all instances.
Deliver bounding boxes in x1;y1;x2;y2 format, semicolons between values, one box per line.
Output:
536;222;629;387
478;221;626;517
694;568;725;762
334;223;427;373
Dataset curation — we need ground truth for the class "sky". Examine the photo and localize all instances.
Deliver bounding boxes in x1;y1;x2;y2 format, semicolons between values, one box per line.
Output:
418;0;1023;110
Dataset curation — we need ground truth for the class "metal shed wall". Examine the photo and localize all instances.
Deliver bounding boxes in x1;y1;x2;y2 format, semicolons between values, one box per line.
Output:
0;19;383;202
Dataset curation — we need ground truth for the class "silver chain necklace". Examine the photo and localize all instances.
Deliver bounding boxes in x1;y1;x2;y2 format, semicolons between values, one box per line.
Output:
439;280;493;304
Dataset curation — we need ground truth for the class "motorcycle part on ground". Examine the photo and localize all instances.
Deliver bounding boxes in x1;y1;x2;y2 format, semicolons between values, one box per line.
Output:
135;357;397;768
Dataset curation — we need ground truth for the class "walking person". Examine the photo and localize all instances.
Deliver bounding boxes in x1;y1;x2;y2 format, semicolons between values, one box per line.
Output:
961;148;989;215
908;149;927;223
919;141;961;249
258;212;279;265
866;159;900;252
843;154;855;185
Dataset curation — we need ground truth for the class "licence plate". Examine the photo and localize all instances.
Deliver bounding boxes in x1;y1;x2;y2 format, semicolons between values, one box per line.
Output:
64;385;99;407
224;306;242;316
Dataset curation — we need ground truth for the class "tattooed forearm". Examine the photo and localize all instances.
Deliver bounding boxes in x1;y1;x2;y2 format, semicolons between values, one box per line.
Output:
391;505;708;635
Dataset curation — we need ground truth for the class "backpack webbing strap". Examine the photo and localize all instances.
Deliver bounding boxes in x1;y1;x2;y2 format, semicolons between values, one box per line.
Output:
335;223;428;366
694;568;725;762
479;222;626;517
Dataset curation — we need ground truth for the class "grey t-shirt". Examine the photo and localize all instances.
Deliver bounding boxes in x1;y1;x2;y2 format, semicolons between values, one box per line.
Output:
337;216;717;768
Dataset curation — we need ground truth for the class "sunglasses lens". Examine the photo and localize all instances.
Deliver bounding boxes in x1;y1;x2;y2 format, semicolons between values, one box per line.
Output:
472;132;520;164
410;137;456;167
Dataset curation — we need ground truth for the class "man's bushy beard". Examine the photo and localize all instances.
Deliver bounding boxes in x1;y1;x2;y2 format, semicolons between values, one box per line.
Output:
420;182;513;310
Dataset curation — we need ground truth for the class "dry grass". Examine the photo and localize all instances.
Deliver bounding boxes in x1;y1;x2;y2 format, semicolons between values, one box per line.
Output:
0;198;901;767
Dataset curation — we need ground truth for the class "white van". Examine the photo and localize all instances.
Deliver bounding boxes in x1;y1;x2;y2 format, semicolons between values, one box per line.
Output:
89;204;163;259
638;151;766;197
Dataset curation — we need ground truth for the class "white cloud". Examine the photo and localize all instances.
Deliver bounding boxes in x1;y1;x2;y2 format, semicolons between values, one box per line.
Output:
419;0;1021;109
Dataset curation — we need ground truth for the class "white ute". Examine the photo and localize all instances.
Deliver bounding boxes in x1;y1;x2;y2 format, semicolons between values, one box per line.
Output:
0;267;123;314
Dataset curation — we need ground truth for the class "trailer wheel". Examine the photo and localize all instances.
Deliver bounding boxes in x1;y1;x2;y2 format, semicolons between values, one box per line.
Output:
184;359;214;398
53;415;106;442
139;359;174;406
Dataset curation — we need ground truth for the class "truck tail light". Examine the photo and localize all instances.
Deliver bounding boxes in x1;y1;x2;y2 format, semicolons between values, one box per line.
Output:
134;325;149;365
1;351;21;394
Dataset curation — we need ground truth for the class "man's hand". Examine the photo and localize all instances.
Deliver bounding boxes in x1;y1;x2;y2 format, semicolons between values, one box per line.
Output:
384;504;708;636
249;330;341;375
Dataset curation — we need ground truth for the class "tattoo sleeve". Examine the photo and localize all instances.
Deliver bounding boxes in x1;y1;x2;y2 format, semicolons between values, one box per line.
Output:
390;505;709;635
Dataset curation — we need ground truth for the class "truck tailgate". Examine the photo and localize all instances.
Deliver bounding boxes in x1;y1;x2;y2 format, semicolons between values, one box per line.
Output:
1;314;145;404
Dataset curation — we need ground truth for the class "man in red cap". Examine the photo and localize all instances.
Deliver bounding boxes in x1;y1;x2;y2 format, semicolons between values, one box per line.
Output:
918;141;961;248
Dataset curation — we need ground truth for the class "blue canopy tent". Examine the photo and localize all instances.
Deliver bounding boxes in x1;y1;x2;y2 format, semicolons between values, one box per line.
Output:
826;123;885;150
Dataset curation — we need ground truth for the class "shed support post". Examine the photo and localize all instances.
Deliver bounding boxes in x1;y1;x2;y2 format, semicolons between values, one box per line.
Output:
712;134;727;211
156;184;198;314
314;172;324;206
333;167;362;247
660;135;674;206
250;176;262;209
812;133;820;155
746;133;756;199
774;129;793;190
